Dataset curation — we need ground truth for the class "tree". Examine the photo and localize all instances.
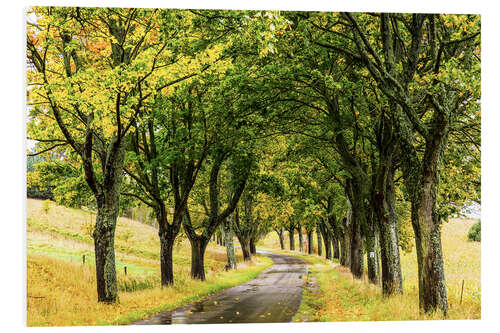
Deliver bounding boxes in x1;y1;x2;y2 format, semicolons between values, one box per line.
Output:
342;12;480;314
27;7;176;302
184;144;252;279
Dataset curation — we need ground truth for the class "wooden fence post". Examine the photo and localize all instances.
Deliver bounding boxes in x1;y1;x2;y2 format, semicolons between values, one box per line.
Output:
460;280;465;305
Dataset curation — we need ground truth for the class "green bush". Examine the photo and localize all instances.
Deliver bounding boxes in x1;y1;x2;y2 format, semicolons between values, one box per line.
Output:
467;220;481;242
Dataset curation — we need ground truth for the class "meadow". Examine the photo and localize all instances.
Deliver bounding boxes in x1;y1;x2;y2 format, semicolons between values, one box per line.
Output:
260;218;481;321
26;199;272;326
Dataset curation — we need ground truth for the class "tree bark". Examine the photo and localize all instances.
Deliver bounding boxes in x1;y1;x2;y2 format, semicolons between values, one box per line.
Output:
412;193;448;314
233;202;253;262
298;227;304;252
159;231;175;286
155;204;178;286
340;220;351;267
190;235;208;280
93;203;119;303
319;224;331;260
365;213;380;285
339;227;347;266
346;180;364;279
288;229;295;251
317;228;323;256
332;236;340;260
307;230;314;254
374;164;403;294
250;237;256;255
239;238;252;261
92;142;124;303
277;228;285;250
223;216;237;270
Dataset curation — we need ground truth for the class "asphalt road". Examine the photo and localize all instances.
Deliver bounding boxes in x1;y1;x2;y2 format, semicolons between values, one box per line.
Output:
133;251;307;325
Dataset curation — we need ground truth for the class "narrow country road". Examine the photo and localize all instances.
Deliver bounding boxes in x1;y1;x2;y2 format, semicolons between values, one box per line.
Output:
133;252;307;324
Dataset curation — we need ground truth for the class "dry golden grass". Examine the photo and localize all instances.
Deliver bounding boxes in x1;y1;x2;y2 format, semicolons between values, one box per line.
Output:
26;199;273;326
261;219;481;321
27;253;271;326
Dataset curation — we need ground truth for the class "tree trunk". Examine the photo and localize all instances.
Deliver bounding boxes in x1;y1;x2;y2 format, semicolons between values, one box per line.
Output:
346;181;364;279
412;198;448;314
390;100;449;313
319;224;331;260
317;228;323;256
332;237;339;260
223;217;237;270
374;165;403;294
298;227;304;252
339;227;348;266
277;229;285;250
365;215;380;285
307;230;313;254
349;214;363;278
250;237;256;255
159;231;175;286
190;235;207;280
340;225;351;267
345;223;351;268
93;204;119;303
240;239;252;261
288;229;295;251
156;205;176;286
91;140;125;303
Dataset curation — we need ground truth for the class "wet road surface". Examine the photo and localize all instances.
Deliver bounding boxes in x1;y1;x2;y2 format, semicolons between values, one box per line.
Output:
133;251;307;325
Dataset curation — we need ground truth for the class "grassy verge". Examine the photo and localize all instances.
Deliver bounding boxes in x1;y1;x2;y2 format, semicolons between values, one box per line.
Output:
27;253;273;326
261;219;480;322
26;199;274;326
293;257;479;321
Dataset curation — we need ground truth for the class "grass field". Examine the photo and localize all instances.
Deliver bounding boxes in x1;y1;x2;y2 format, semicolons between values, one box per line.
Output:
26;199;273;326
260;218;481;321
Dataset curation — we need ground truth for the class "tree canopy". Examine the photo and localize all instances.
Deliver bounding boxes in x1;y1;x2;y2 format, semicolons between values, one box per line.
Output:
27;7;480;315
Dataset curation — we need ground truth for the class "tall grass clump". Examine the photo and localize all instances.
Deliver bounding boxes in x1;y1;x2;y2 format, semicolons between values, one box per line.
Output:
467;220;481;242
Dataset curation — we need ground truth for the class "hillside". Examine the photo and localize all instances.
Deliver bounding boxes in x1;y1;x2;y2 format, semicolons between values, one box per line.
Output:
26;199;272;326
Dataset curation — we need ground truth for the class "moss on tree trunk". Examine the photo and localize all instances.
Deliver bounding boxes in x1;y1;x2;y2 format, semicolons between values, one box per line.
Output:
93;206;118;303
223;217;237;270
